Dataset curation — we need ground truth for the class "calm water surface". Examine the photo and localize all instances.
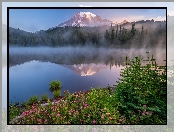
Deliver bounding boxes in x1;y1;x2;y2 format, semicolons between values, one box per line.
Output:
9;47;166;104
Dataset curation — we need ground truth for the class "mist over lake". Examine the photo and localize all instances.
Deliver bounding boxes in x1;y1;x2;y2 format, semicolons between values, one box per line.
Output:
9;46;166;104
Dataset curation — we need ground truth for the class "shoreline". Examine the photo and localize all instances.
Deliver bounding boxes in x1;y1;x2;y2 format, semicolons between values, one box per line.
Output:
10;86;116;124
13;86;116;109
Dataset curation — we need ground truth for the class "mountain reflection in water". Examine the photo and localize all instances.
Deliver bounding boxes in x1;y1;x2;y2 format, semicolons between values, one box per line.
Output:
9;47;166;104
62;64;108;76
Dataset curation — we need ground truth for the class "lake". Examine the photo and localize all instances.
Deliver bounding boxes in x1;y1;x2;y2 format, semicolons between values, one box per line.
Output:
9;47;166;104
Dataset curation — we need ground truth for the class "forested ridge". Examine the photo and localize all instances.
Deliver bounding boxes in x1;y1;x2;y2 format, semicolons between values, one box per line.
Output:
9;20;166;48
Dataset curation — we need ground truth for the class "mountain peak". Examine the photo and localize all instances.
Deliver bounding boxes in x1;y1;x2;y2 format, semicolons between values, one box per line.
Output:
58;12;112;27
77;12;96;18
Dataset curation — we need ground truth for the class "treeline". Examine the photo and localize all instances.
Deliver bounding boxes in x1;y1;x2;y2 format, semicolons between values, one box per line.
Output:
105;22;166;48
9;21;166;48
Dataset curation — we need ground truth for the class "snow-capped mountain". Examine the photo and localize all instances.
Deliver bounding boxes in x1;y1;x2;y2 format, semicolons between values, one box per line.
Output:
58;12;113;27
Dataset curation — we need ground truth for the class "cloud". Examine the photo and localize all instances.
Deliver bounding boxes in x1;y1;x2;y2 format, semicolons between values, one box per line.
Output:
149;16;166;21
111;15;145;23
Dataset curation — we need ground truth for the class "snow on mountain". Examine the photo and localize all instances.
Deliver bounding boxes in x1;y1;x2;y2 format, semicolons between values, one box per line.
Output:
58;12;113;27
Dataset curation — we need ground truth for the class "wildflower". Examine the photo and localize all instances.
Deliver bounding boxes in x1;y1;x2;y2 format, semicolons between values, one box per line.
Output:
146;112;149;115
143;105;146;108
101;115;104;119
119;119;122;123
80;119;84;123
109;117;112;120
142;113;145;116
103;108;107;111
106;113;110;116
57;113;61;116
21;111;29;118
93;120;96;124
88;114;90;117
44;119;48;123
37;118;42;123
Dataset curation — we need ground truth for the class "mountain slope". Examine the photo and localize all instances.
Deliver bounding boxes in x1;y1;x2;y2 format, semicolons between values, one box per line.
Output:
58;12;113;27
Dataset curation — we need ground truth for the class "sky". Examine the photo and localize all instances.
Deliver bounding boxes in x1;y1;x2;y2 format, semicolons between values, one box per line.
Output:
8;8;166;32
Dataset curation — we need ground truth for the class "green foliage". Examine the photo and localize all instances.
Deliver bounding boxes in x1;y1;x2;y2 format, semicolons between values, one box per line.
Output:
49;80;62;91
10;88;123;124
9;102;23;123
28;95;38;105
53;90;61;99
114;53;166;124
41;94;49;101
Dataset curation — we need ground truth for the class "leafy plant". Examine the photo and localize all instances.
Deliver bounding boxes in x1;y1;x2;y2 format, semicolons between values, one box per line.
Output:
114;53;166;124
49;80;62;91
41;94;49;101
28;95;38;105
53;90;61;99
9;102;24;124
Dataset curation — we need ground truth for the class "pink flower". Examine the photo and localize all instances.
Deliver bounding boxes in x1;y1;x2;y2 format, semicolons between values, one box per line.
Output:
119;119;122;123
93;120;96;124
22;111;29;118
142;113;145;116
143;105;146;108
146;112;149;115
37;118;42;123
88;114;90;117
101;115;104;119
57;113;61;116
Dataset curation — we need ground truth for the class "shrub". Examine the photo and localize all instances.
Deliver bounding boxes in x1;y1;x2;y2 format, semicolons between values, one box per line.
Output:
28;95;38;105
41;94;48;101
53;90;61;99
114;53;166;124
21;101;28;107
49;80;62;91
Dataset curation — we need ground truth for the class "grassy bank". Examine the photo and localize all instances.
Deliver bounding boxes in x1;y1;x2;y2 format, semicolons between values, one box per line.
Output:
9;54;166;124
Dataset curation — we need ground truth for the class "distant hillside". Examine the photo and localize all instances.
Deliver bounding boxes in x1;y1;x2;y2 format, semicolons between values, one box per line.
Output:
8;18;167;48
